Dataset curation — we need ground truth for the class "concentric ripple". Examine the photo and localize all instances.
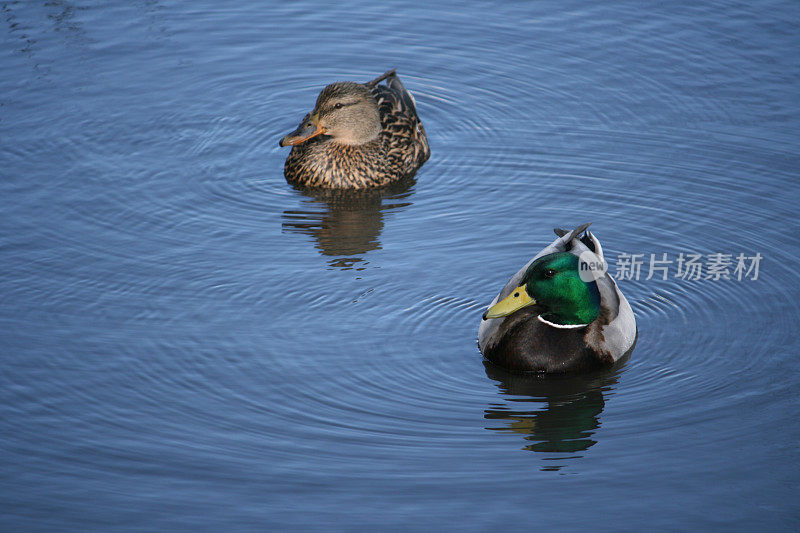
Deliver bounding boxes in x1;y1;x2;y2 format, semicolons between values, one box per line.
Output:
2;0;799;529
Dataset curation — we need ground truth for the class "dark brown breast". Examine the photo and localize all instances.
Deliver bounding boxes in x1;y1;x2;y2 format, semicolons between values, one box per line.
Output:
482;309;614;373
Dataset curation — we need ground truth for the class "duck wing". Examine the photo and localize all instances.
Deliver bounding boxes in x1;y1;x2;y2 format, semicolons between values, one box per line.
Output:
367;70;430;169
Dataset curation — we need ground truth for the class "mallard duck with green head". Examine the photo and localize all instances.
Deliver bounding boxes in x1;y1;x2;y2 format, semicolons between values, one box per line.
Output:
279;69;430;189
479;223;637;373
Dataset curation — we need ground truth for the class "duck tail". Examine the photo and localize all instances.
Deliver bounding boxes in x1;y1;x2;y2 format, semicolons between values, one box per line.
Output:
366;69;398;87
554;223;592;241
583;230;604;262
373;69;419;115
554;223;604;260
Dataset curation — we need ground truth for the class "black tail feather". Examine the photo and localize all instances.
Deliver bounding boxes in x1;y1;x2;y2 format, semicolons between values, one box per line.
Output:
554;223;593;251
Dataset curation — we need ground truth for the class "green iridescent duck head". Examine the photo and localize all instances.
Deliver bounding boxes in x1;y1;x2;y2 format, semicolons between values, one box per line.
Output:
483;252;601;326
280;82;381;147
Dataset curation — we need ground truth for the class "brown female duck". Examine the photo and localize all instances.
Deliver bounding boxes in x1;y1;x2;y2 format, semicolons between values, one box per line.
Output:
279;70;430;189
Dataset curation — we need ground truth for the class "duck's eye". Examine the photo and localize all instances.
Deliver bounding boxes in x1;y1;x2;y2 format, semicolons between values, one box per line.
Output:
545;269;556;278
333;103;344;109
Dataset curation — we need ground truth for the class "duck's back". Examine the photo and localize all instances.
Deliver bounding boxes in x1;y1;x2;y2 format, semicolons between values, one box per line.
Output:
371;74;430;178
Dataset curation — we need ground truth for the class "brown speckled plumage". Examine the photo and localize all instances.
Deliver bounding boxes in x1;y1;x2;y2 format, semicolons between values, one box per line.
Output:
283;70;430;189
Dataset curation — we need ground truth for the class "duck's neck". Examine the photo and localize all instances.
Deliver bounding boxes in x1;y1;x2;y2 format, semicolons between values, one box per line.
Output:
329;129;380;146
540;282;601;326
541;306;599;326
537;315;590;328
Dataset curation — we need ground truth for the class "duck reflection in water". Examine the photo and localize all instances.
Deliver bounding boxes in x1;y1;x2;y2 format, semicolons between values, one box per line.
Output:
281;177;416;269
483;360;625;470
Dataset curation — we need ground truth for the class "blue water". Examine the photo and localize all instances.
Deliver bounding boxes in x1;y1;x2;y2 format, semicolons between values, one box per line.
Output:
2;1;799;530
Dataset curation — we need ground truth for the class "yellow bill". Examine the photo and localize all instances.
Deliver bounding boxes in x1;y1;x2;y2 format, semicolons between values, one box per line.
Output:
483;285;536;319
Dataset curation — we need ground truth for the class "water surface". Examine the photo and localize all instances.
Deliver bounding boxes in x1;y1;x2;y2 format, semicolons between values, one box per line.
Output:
2;1;799;530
